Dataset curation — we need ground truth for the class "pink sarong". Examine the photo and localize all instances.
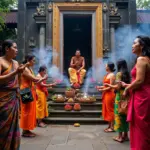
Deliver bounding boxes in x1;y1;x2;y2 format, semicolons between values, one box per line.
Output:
127;66;150;150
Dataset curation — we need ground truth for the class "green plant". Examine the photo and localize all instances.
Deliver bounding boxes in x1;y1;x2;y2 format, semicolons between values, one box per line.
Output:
51;95;57;101
66;87;72;91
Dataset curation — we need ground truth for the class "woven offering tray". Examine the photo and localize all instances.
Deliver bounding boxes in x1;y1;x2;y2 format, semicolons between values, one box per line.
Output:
51;94;65;103
76;93;96;103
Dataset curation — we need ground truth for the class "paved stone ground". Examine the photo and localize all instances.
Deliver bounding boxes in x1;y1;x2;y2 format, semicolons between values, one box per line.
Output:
21;125;130;150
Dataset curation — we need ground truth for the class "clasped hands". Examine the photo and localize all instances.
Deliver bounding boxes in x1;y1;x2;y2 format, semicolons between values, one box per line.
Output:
95;85;103;92
103;81;129;97
16;62;30;74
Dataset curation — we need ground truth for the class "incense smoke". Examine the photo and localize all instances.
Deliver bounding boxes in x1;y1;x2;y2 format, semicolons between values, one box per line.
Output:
32;46;70;87
83;24;150;93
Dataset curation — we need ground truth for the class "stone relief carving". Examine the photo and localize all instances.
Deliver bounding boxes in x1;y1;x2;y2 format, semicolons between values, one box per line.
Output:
66;0;94;2
29;37;36;48
103;46;110;58
34;3;46;16
109;4;120;16
103;3;108;12
48;3;53;12
103;46;109;52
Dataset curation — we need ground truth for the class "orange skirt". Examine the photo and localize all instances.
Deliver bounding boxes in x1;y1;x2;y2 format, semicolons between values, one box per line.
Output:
20;88;37;130
102;91;115;122
36;89;48;119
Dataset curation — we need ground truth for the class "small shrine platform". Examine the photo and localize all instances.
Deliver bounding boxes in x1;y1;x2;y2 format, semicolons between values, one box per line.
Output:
45;83;106;124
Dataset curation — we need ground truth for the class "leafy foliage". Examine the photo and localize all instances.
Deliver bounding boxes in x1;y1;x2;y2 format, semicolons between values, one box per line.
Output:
137;0;150;9
0;27;17;40
0;0;17;31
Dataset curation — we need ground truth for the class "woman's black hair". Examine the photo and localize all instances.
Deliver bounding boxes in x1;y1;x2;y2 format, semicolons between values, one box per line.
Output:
136;35;150;57
107;62;116;72
1;40;15;55
22;54;35;64
117;59;130;83
38;65;47;73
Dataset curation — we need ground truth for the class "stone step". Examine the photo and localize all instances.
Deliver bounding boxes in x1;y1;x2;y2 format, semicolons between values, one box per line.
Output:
48;96;102;101
48;94;102;100
46;85;103;124
48;101;102;110
49;110;102;118
49;87;100;94
44;117;106;124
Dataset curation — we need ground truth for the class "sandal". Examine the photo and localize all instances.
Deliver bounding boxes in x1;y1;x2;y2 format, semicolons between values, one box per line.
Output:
104;127;110;132
104;128;115;133
22;133;36;138
123;137;129;141
28;131;36;136
113;137;124;143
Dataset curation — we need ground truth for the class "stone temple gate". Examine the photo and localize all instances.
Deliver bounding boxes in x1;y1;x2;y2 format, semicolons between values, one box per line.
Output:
18;0;136;73
17;0;136;123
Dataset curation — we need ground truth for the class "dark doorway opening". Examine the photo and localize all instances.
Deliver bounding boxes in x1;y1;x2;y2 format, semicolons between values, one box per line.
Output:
63;14;92;73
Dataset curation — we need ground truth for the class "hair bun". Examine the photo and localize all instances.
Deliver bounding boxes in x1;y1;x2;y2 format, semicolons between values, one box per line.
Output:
112;69;116;72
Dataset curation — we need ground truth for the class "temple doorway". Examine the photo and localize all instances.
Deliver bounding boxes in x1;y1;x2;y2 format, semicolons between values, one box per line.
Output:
63;14;92;74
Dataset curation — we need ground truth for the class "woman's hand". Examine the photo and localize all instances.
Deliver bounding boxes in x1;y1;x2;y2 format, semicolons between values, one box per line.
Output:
104;83;111;87
122;88;128;97
43;74;48;80
16;62;29;74
98;88;103;92
77;69;80;73
95;86;102;90
36;75;47;84
52;82;57;86
48;82;57;87
120;81;128;88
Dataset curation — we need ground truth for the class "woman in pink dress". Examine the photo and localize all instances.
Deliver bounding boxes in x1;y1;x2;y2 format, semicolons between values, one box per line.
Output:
123;36;150;150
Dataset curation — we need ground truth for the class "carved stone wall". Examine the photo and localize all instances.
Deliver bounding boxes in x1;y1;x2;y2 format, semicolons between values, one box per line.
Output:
18;0;136;63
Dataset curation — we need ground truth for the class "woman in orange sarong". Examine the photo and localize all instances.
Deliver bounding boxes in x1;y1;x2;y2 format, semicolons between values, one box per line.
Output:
96;62;116;132
0;40;26;150
36;66;56;127
20;55;47;137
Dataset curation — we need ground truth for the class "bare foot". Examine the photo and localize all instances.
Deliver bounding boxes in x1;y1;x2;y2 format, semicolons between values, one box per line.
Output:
38;122;47;128
113;137;124;143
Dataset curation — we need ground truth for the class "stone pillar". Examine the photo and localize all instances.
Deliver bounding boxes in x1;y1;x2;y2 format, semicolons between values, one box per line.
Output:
17;0;26;62
103;3;110;57
110;24;116;60
109;3;121;59
103;14;108;47
39;24;46;49
39;24;46;65
33;3;46;66
110;24;115;52
46;2;53;46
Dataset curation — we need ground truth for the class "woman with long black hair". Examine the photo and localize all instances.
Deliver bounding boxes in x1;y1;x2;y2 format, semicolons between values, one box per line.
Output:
96;62;116;132
105;59;130;142
122;36;150;150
